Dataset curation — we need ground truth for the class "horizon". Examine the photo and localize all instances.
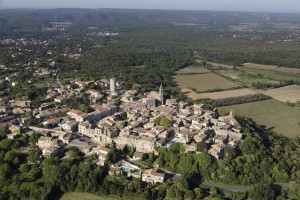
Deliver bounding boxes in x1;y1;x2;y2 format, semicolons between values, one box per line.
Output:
1;0;300;14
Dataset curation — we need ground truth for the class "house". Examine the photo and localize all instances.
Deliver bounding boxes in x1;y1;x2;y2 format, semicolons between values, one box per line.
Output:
42;146;60;157
59;133;73;144
9;125;20;134
132;152;147;161
37;136;53;148
68;139;93;154
67;109;88;122
142;168;165;184
94;146;110;166
208;144;225;160
54;96;67;104
43;117;61;127
0;97;9;105
0;106;7;113
60;121;78;132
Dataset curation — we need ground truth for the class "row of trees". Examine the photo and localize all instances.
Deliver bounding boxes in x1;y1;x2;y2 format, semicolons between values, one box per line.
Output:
197;93;272;108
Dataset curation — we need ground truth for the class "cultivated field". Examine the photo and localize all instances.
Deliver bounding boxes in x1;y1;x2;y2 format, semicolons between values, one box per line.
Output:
174;73;239;92
185;88;256;100
176;65;211;74
263;85;300;103
207;62;234;69
61;192;124;200
243;63;277;70
217;69;279;87
272;67;300;74
221;99;300;137
242;68;300;81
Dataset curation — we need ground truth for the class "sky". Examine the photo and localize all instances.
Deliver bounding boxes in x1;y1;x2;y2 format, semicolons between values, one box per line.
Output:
0;0;300;13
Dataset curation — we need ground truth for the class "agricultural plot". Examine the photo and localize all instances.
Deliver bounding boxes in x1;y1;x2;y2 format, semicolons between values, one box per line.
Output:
243;63;277;70
174;72;239;92
221;99;300;137
273;67;300;74
263;85;300;103
242;68;300;81
207;62;234;69
185;88;256;100
61;192;125;200
217;69;279;87
176;65;211;74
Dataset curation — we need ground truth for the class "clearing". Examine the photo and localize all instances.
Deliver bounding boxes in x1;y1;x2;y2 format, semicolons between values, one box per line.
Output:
263;85;300;103
185;88;256;100
176;65;211;74
60;192;124;200
174;73;239;92
221;99;300;137
243;63;278;70
207;62;234;69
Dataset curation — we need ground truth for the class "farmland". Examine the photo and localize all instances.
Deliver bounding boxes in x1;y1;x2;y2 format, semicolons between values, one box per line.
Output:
243;63;277;70
185;88;256;100
221;99;300;137
175;65;211;74
263;85;300;103
207;62;234;69
61;192;124;200
174;71;239;92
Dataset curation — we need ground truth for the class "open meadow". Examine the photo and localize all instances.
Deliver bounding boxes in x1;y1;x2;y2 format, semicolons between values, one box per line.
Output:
174;71;239;92
175;65;211;74
185;88;256;100
221;99;300;137
243;63;278;70
263;85;300;103
60;192;124;200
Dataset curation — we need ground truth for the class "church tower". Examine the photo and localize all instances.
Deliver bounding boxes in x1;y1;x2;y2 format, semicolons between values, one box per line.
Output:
159;83;164;105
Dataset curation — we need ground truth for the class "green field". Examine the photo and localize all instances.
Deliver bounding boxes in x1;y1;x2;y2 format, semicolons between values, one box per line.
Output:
174;72;239;92
217;69;279;87
242;68;300;81
221;99;300;137
175;65;211;74
60;192;125;200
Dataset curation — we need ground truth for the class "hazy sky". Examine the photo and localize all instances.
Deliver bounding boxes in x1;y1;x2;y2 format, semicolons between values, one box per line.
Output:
1;0;300;13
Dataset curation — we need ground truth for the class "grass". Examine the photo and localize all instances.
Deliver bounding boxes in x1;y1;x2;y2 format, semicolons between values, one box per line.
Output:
188;88;256;100
60;192;125;200
263;85;300;103
174;73;239;92
243;63;277;70
175;65;211;74
217;69;279;87
242;68;300;81
221;99;300;137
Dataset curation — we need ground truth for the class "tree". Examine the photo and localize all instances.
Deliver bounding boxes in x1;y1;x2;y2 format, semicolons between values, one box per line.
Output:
0;128;7;139
184;190;195;200
197;142;208;152
251;184;275;200
69;147;84;161
29;133;40;145
223;147;237;159
160;117;172;128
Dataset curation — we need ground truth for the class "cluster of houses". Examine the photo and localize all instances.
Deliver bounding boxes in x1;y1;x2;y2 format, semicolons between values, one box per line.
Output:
0;76;243;184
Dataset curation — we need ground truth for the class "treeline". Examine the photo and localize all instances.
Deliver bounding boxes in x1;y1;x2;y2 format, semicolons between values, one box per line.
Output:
197;93;272;108
252;80;299;89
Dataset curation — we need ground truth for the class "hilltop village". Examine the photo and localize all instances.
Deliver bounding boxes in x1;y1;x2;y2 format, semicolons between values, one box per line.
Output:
0;74;243;183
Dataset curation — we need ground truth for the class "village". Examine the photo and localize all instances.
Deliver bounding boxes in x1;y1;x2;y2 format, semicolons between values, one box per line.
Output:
0;72;243;184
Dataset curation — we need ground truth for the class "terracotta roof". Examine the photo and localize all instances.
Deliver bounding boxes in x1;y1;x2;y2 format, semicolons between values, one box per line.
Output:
68;109;85;116
47;117;60;124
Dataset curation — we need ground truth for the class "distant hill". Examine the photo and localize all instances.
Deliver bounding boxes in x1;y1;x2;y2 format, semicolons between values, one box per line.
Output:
1;8;300;28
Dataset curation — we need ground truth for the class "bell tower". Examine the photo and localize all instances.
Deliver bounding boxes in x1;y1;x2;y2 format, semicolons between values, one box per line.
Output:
159;83;164;105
